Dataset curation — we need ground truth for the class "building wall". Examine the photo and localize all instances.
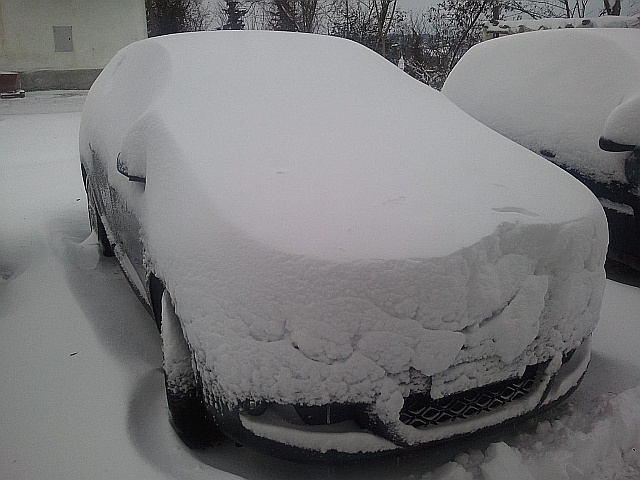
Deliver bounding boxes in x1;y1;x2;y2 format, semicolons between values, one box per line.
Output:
0;0;147;72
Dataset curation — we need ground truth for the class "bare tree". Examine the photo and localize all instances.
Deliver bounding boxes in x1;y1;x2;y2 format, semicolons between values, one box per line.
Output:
146;0;213;36
501;0;596;18
327;0;402;59
271;0;298;30
299;0;321;31
222;1;249;29
395;11;435;84
267;0;322;32
413;0;494;88
242;1;273;29
329;0;375;42
371;0;398;56
603;0;622;14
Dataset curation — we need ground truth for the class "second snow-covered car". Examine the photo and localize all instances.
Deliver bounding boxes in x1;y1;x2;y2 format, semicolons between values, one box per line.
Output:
443;27;640;272
80;31;607;460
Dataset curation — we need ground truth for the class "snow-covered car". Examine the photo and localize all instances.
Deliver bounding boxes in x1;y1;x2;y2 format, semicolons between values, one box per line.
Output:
442;28;640;272
80;31;608;461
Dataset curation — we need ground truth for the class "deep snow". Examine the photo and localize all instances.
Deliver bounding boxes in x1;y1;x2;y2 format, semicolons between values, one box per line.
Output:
1;92;639;479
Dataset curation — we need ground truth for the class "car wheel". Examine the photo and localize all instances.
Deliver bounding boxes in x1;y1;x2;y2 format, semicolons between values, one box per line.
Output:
93;205;115;258
82;173;115;257
160;288;219;448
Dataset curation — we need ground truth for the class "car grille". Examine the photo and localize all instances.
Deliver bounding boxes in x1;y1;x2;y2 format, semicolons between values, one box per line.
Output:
399;363;542;428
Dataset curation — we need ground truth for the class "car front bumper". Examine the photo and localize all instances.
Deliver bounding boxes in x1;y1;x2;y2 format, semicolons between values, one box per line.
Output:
210;337;591;461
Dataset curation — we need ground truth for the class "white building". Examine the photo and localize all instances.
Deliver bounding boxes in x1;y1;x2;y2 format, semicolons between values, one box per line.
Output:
0;0;147;90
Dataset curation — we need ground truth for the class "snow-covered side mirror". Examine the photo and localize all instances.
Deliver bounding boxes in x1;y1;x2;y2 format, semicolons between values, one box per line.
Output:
117;152;146;183
600;95;640;154
116;112;164;184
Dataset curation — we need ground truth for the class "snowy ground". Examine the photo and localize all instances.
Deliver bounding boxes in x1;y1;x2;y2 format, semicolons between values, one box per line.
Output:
1;91;639;480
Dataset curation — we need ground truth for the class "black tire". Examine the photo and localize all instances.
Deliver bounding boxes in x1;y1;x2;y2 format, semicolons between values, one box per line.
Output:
82;168;115;257
158;288;220;448
94;208;115;258
148;274;164;332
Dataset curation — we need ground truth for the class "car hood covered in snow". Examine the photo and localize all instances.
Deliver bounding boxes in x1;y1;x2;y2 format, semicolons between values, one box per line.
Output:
80;31;608;449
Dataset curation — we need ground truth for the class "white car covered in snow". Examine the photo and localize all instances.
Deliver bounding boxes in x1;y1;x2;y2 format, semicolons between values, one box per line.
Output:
80;31;607;460
442;28;640;272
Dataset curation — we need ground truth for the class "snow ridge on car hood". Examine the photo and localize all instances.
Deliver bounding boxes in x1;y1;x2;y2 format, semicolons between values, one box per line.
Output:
81;31;607;443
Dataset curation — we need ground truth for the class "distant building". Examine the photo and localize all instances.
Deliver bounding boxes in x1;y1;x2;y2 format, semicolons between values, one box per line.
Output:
482;15;640;41
0;0;147;90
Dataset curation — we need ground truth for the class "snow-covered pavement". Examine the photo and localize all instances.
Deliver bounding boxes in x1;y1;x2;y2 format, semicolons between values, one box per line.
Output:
1;91;639;480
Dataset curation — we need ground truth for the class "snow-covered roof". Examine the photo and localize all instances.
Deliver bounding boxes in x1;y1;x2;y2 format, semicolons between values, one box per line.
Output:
482;15;640;41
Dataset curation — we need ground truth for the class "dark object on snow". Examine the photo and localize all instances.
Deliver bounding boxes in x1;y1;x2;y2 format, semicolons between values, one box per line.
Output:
0;72;25;99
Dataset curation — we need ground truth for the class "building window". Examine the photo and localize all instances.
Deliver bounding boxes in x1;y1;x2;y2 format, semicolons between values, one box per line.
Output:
53;26;74;52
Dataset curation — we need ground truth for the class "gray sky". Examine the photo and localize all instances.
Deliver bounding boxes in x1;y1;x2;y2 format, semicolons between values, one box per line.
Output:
395;0;438;12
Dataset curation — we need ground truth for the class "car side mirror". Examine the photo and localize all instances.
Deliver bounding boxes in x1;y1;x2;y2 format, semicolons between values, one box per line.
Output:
599;137;636;153
116;152;146;183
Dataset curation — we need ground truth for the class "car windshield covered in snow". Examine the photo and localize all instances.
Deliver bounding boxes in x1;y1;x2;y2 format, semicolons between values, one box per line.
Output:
80;31;607;460
442;28;640;272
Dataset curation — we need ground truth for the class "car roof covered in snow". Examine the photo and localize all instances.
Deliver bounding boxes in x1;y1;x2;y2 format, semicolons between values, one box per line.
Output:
442;28;640;185
81;31;601;261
